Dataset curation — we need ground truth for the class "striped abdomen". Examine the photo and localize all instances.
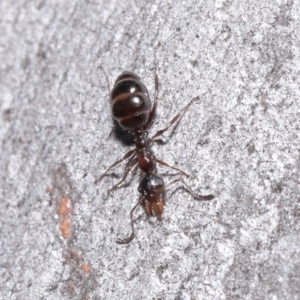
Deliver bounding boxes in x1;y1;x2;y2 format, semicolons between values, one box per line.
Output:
111;71;151;131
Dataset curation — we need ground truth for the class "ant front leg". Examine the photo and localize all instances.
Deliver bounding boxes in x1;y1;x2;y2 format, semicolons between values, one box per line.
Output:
167;177;214;201
94;148;136;184
107;156;139;196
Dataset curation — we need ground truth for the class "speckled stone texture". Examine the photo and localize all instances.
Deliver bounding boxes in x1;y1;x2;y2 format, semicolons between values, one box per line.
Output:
1;1;299;299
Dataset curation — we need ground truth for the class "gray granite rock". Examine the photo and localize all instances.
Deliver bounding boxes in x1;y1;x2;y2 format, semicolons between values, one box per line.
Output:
1;1;299;299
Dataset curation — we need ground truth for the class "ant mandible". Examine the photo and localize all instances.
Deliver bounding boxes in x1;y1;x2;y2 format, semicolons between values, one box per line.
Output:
95;45;214;244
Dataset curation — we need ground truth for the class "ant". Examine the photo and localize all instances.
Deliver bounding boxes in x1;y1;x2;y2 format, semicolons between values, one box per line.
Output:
95;46;214;244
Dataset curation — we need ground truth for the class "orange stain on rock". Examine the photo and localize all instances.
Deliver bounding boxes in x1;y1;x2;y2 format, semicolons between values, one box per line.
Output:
58;196;71;239
81;263;92;275
58;196;71;215
59;216;71;239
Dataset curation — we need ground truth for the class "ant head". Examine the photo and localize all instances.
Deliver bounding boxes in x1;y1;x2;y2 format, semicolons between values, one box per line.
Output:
138;174;164;195
138;174;165;217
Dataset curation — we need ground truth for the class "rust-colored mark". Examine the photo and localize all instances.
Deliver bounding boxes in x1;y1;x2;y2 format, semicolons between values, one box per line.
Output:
66;284;75;294
46;186;53;195
68;252;92;275
58;196;71;216
81;263;92;275
59;217;71;239
58;196;71;239
50;164;96;297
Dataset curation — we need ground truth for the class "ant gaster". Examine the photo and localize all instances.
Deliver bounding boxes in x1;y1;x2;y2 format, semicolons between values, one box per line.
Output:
96;46;214;243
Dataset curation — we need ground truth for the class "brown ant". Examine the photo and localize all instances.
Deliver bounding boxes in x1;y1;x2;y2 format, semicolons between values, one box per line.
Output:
95;46;214;243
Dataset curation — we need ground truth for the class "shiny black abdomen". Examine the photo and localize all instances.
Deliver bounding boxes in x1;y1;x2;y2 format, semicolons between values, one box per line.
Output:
111;71;151;131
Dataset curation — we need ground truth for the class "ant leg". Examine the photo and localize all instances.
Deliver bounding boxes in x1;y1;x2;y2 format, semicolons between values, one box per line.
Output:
151;96;200;140
116;196;145;244
152;158;189;178
98;65;111;93
167;177;214;201
145;42;161;129
107;156;139;195
98;65;113;136
94;148;136;184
